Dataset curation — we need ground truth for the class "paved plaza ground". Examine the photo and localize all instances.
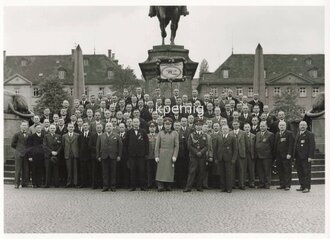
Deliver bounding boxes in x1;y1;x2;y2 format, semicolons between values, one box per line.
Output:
4;184;325;233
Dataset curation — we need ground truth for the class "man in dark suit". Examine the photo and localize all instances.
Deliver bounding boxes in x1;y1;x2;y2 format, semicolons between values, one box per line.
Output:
254;121;274;189
243;123;256;188
117;122;130;188
78;122;92;188
80;94;90;108
274;121;294;191
132;109;148;130
62;123;80;187
26;125;45;188
11;121;30;188
85;95;99;113
40;108;53;124
250;116;260;135
43;124;62;188
231;121;249;190
88;123;103;189
175;118;190;188
214;124;237;193
124;118;149;191
293;121;315;193
170;88;180;106
184;119;209;192
226;89;239;107
271;111;290;134
122;88;132;105
239;105;252;127
96;122;123;192
220;104;232;122
248;93;264;114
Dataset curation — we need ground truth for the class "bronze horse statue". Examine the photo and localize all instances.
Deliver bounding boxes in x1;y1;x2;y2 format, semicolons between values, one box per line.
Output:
149;6;189;45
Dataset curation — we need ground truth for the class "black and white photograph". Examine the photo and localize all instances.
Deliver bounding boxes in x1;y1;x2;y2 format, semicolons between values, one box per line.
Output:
1;0;329;238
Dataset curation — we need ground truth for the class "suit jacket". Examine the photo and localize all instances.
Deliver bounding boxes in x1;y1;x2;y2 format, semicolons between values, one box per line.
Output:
204;110;215;119
11;131;29;158
80;100;90;108
246;132;255;158
274;130;294;159
255;130;274;159
96;132;122;160
43;133;62;159
79;131;92;161
239;114;253;126
88;133;102;159
215;133;238;162
124;128;149;158
293;130;315;160
85;103;99;113
140;107;152;122
250;124;260;135
231;129;248;159
187;131;209;158
178;127;190;158
147;133;158;159
62;133;80;159
55;126;68;136
26;133;45;160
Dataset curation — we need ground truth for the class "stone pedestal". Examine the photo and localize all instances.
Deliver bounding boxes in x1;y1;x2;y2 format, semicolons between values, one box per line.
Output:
139;45;198;98
4;113;22;163
311;114;325;154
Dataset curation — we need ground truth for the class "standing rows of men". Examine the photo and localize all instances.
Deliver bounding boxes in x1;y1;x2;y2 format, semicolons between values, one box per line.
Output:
11;87;315;193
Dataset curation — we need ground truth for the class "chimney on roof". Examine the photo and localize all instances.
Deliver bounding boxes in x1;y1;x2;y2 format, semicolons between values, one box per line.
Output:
111;53;115;60
108;49;112;58
3;50;6;65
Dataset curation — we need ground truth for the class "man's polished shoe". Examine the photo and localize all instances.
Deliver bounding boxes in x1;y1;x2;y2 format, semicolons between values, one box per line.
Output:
79;184;85;188
302;188;310;193
249;184;255;188
257;185;265;189
110;187;116;192
65;184;72;188
14;184;19;189
165;187;172;191
264;186;270;189
277;186;285;190
227;190;232;193
183;188;191;192
284;187;290;191
21;185;28;188
197;188;203;192
158;188;165;192
32;185;37;188
129;188;136;191
43;185;50;188
296;187;304;191
102;187;109;192
202;186;209;189
140;187;147;191
221;189;227;192
239;186;246;190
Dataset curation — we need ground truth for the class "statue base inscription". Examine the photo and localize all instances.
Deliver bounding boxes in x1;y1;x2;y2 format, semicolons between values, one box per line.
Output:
139;45;198;98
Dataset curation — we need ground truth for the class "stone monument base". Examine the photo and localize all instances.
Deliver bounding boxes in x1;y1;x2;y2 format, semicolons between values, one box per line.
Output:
139;45;198;98
4;113;22;163
311;114;324;154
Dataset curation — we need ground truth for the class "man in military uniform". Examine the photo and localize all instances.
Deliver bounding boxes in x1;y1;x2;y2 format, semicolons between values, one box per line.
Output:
184;118;209;192
293;121;315;193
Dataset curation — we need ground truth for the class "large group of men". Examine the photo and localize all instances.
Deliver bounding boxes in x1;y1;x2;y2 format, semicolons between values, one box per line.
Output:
11;87;315;193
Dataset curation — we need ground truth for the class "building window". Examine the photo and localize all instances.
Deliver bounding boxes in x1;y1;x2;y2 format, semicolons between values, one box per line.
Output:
99;87;105;95
274;87;281;96
299;88;307;97
248;88;253;97
83;59;89;66
33;88;41;97
309;70;317;78
305;58;312;65
21;59;27;66
286;87;294;94
107;70;114;80
222;69;229;79
265;87;268;98
58;70;66;80
312;87;319;97
210;87;219;97
223;87;229;93
70;88;73;96
236;87;243;96
14;88;20;95
85;87;89;96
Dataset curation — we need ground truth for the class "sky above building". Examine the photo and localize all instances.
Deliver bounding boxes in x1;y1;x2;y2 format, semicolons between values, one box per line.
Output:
3;6;324;77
